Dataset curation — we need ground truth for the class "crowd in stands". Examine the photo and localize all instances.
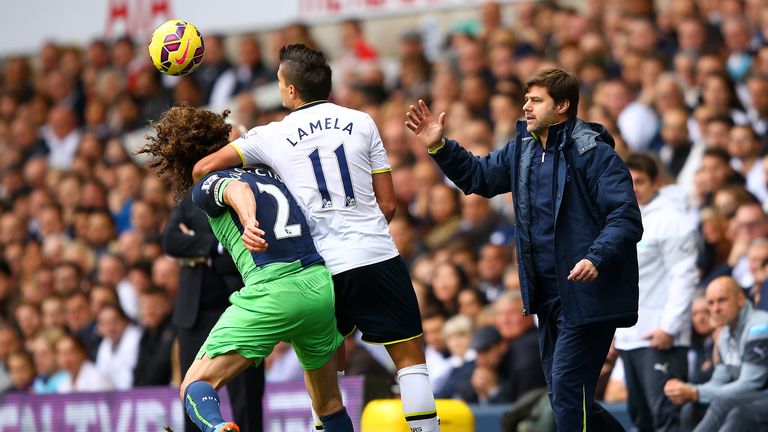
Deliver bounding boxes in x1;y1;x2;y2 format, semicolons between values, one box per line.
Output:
3;0;768;429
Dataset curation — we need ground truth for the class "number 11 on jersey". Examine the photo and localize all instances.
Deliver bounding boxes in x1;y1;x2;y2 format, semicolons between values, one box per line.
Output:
308;144;356;209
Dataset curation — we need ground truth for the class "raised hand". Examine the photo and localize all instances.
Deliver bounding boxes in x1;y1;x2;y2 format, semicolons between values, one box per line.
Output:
405;99;447;150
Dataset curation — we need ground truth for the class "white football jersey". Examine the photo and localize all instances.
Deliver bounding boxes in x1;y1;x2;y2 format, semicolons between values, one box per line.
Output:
230;101;399;274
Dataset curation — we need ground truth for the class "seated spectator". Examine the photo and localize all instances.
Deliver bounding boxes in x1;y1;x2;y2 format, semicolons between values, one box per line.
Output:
688;290;715;384
133;286;175;386
457;287;488;322
94;304;141;390
53;333;112;393
435;315;476;397
664;276;768;430
29;329;66;394
421;307;451;392
0;322;22;393
40;294;66;331
493;291;545;399
64;290;100;359
13;301;42;341
476;243;509;302
7;350;35;392
430;262;466;316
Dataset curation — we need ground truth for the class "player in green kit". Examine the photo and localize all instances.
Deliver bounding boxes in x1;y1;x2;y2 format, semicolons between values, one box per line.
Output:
140;106;353;432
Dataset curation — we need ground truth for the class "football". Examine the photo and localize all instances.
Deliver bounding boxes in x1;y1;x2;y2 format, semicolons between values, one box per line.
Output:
148;19;205;76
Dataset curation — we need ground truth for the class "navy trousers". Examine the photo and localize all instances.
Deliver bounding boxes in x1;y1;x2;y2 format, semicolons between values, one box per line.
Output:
537;298;625;431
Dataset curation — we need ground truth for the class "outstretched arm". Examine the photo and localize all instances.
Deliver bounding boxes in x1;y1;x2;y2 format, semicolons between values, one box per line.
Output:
192;144;243;183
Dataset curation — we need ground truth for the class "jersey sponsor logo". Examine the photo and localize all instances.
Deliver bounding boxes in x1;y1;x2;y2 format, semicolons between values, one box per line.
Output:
286;117;354;146
201;174;219;192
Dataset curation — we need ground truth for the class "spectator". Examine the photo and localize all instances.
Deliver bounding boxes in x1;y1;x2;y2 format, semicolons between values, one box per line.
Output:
728;201;768;289
492;291;545;399
457;287;488;322
53;333;112;393
476;243;509;302
659;109;695;179
94;303;140;390
40;294;66;331
29;329;65;394
664;276;768;429
42;105;80;170
96;253;137;321
435;314;476;399
421;307;451;393
63;290;100;359
0;323;22;393
430;262;466;316
688;290;715;384
133;286;175;386
617;153;699;431
728;124;767;202
7;350;35;392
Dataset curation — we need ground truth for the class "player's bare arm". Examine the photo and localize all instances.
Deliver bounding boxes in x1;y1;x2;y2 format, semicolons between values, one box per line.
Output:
222;180;267;252
193;144;243;183
372;171;396;222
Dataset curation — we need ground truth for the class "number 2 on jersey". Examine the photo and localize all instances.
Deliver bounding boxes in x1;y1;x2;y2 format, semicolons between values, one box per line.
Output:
308;144;356;209
255;183;302;239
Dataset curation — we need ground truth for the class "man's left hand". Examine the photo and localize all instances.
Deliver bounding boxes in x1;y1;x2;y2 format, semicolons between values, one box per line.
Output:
664;379;697;405
568;259;598;282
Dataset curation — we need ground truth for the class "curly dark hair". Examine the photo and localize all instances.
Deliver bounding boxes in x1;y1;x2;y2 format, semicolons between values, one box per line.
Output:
139;105;231;199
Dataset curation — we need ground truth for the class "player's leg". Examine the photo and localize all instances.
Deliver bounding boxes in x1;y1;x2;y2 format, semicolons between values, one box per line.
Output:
335;257;439;432
386;338;440;432
180;352;253;432
284;264;350;432
303;354;354;432
181;281;294;432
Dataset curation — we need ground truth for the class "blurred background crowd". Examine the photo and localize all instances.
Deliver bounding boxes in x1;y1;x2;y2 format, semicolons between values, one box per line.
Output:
1;0;768;426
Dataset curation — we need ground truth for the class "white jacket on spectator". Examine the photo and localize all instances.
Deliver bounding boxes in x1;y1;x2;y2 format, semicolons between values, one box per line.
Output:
95;324;141;390
55;361;114;393
615;192;699;350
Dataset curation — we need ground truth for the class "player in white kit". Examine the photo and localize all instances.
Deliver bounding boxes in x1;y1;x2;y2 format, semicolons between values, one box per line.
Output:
193;44;440;432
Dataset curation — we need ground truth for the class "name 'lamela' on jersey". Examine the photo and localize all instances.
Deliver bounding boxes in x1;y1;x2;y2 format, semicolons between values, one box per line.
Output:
286;117;354;146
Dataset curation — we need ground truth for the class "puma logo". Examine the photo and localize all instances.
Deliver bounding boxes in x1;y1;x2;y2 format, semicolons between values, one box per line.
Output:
410;428;422;432
175;40;191;64
753;346;767;359
654;363;669;375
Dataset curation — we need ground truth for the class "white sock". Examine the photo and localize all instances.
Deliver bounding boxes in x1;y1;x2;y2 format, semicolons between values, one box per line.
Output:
397;364;440;432
310;371;346;431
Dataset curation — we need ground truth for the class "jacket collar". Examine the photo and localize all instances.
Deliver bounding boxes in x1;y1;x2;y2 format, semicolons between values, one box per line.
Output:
515;117;577;150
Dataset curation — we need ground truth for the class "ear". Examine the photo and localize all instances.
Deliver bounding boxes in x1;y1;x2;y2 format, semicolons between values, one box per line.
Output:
557;100;570;115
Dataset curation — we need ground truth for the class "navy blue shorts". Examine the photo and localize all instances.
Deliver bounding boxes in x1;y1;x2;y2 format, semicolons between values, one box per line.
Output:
332;256;423;344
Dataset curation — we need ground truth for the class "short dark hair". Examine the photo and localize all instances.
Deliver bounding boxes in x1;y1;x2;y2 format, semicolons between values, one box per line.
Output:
702;147;731;164
525;68;579;117
625;153;660;181
279;44;332;102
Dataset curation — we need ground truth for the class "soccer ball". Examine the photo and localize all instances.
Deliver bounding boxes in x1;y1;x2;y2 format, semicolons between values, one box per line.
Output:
148;19;204;76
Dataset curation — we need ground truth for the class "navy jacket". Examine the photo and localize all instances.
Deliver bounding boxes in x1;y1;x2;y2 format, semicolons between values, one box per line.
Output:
432;117;642;327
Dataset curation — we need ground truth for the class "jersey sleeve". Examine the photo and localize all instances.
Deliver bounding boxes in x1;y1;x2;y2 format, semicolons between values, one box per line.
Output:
367;117;391;174
191;172;234;218
229;126;270;167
